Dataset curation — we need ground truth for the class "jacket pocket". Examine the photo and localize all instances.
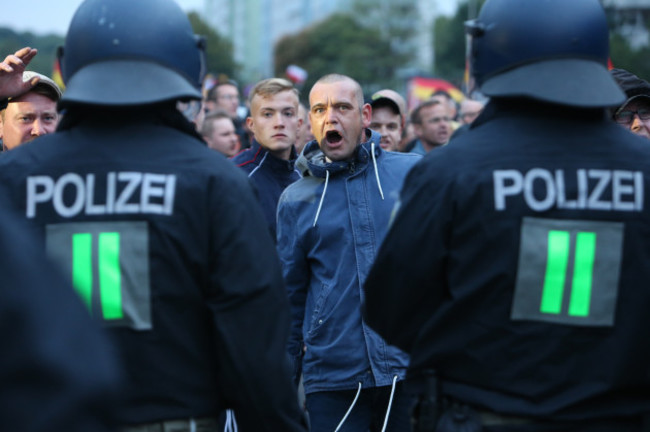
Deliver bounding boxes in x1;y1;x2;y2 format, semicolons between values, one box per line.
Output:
307;282;332;337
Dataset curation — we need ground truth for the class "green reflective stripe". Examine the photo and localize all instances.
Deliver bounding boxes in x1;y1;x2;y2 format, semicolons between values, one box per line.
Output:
569;232;596;317
540;230;570;314
72;233;93;311
99;233;123;320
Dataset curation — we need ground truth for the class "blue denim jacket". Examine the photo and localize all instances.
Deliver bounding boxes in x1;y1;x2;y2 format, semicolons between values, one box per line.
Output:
277;130;420;394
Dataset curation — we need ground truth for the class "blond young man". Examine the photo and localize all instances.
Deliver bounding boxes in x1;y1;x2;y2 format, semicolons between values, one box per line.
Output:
231;78;302;238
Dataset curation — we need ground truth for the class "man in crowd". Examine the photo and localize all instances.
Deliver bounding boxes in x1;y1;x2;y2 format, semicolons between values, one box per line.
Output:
431;89;460;131
611;68;650;139
364;0;650;430
409;99;451;154
205;79;249;148
0;1;306;431
295;102;314;155
201;109;240;156
277;74;420;432
231;78;302;238
369;89;406;152
0;70;61;150
459;97;485;125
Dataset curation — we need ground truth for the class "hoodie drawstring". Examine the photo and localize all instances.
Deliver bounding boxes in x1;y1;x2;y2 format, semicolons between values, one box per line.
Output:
313;142;382;227
381;375;399;432
224;409;238;432
334;382;362;432
313;170;330;227
371;141;385;200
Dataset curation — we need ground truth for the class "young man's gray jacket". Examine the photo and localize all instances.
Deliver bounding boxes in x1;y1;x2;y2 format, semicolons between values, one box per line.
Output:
276;129;421;394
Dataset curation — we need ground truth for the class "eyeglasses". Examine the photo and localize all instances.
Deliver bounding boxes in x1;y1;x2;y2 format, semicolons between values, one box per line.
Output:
614;108;650;125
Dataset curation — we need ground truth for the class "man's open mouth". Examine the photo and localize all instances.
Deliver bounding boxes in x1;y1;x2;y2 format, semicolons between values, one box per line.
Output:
326;130;343;145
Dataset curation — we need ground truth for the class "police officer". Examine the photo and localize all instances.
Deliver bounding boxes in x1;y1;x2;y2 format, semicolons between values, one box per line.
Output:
0;0;306;431
0;46;120;432
0;192;120;431
363;0;650;431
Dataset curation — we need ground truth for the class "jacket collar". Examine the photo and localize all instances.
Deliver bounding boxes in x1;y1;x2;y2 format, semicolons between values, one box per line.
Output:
250;139;299;172
297;129;382;178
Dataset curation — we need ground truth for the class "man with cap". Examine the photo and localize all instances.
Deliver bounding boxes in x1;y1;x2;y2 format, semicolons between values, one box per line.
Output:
364;0;650;430
0;0;306;431
611;68;650;139
0;69;61;151
369;89;407;152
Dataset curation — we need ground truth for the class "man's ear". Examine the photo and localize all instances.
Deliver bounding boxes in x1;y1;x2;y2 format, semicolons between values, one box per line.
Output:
245;116;254;134
361;103;372;128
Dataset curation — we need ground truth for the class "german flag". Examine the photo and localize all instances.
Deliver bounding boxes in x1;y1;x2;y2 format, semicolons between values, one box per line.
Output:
407;77;464;111
52;57;66;92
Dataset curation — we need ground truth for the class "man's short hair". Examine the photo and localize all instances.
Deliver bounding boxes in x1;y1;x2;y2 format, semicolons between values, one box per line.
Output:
248;78;298;106
200;109;232;137
410;100;441;125
206;79;239;102
312;74;364;109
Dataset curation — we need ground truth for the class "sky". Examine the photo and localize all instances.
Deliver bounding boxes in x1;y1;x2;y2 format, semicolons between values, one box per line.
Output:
0;0;206;36
1;0;460;36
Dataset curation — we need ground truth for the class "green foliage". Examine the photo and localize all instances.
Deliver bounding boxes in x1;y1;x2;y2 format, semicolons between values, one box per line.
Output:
609;33;650;78
187;12;239;80
0;28;64;77
350;0;418;64
274;13;399;101
605;7;650;79
0;12;238;85
433;0;485;85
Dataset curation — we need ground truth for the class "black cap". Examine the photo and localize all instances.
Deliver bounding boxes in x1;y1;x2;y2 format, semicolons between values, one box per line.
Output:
611;68;650;109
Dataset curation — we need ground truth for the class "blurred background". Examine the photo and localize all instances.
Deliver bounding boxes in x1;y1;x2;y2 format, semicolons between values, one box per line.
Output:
1;0;648;108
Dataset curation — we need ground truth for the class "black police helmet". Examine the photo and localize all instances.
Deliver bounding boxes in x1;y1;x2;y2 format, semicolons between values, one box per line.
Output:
466;0;625;108
59;0;205;108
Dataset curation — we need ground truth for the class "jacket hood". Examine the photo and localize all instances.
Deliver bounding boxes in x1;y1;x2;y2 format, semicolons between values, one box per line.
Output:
297;129;386;227
296;129;383;178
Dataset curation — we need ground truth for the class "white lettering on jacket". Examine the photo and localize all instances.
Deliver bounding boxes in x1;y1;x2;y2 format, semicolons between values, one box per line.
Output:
26;172;177;218
493;168;643;212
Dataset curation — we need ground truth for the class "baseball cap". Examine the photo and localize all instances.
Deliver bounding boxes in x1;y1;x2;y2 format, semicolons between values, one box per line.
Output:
370;89;407;127
3;72;62;109
611;68;650;109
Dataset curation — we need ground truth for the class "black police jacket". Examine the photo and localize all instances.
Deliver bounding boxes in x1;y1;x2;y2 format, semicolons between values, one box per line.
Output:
0;193;120;431
0;107;305;431
363;100;650;424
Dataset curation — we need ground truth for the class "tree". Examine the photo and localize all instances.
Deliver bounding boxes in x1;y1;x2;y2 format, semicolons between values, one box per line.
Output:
187;12;239;81
433;0;486;86
274;13;399;100
605;9;650;79
609;33;650;78
0;28;63;77
350;0;418;69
